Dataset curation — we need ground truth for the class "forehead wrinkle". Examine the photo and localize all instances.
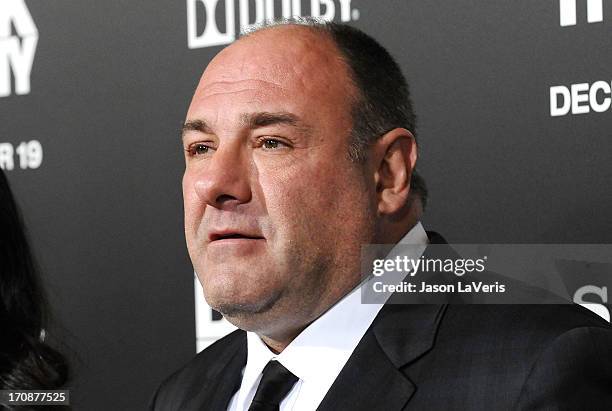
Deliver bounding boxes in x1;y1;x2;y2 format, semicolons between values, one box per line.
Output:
198;79;286;97
211;79;282;88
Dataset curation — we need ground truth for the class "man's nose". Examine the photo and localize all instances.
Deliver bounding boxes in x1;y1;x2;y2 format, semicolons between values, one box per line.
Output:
193;146;252;210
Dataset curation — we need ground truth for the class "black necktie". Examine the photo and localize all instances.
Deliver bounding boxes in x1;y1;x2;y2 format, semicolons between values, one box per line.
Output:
247;360;299;411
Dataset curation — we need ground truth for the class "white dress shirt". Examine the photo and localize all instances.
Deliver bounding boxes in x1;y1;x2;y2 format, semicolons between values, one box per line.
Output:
227;222;428;411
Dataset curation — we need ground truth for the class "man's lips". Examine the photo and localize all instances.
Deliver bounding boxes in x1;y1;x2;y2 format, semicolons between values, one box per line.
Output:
208;230;265;243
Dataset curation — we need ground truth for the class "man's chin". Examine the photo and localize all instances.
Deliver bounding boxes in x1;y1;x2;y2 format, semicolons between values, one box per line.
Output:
215;300;274;317
207;291;283;328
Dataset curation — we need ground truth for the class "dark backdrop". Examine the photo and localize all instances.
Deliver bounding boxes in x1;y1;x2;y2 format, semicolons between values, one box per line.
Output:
1;1;610;409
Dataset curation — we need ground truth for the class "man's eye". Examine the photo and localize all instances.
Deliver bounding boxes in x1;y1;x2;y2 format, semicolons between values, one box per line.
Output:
263;139;280;149
187;143;213;156
260;138;288;150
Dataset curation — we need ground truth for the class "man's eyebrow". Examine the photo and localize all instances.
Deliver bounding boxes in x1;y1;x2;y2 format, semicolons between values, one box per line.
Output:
181;112;312;139
181;119;213;138
241;112;312;134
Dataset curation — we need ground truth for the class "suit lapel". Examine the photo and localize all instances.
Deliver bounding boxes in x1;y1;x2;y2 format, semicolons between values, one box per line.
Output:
317;304;447;411
318;231;450;410
315;329;415;411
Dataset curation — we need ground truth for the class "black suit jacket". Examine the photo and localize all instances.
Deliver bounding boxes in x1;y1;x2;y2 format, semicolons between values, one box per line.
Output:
151;234;612;410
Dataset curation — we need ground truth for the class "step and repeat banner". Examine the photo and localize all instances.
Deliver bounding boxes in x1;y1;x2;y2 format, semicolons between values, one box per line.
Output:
2;1;611;409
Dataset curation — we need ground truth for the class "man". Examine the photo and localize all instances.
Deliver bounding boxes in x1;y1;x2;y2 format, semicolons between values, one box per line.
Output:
151;20;612;410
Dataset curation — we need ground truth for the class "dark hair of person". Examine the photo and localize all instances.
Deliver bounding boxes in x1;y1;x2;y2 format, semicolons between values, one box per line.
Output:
0;169;69;394
245;19;428;208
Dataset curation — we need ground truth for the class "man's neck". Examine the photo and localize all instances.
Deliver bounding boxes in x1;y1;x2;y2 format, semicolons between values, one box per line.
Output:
259;329;303;354
256;279;364;353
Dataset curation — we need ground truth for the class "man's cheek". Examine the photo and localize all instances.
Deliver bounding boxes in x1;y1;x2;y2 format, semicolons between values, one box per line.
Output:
183;204;206;257
183;200;197;230
182;174;205;219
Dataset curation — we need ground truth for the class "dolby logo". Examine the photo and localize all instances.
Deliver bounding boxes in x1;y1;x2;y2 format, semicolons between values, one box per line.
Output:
187;0;359;49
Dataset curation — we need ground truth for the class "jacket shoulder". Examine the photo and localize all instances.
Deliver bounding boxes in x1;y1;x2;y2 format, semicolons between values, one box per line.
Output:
443;303;610;343
405;304;611;408
515;324;612;409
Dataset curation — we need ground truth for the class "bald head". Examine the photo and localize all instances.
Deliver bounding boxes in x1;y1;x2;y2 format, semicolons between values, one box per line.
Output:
204;24;352;85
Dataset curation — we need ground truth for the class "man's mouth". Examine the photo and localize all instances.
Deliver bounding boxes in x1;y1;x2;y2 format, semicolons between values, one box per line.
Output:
208;231;265;242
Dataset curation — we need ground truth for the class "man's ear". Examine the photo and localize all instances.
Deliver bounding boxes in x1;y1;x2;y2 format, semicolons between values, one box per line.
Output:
372;128;417;216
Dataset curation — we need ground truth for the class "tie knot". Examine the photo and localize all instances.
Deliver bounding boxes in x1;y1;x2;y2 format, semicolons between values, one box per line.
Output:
248;360;299;411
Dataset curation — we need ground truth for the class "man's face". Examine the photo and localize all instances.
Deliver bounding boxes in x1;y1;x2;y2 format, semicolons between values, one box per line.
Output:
182;27;375;334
